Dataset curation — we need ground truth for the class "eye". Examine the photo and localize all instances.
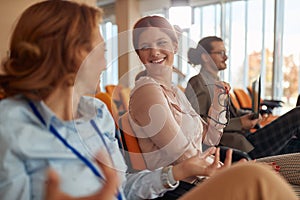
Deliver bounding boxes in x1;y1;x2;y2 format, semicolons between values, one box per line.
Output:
157;40;168;46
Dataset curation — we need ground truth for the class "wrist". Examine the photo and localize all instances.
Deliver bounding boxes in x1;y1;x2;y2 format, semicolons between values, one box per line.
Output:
161;166;179;189
172;163;187;181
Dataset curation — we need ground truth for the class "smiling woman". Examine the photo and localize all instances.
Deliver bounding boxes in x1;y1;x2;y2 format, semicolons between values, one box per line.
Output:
129;16;231;174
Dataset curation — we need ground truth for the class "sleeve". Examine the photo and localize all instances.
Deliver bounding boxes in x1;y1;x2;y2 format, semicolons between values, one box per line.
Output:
123;168;176;200
224;117;243;132
129;82;197;169
201;107;224;146
0;122;30;200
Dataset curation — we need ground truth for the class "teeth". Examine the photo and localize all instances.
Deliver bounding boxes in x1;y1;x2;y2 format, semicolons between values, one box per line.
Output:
152;58;164;63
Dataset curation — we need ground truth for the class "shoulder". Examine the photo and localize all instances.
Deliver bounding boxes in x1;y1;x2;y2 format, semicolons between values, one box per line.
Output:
187;74;205;86
132;76;161;94
186;74;206;95
0;97;43;146
129;77;167;114
80;95;107;110
131;77;164;100
0;96;32;123
78;96;113;122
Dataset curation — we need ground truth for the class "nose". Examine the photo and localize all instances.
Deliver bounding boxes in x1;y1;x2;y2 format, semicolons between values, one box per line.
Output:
224;54;228;60
150;47;160;57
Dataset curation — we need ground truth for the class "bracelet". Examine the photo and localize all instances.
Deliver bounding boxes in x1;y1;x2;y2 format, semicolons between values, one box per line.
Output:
161;166;179;189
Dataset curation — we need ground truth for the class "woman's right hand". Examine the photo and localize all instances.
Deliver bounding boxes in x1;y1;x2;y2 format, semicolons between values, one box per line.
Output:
44;151;120;200
172;147;240;181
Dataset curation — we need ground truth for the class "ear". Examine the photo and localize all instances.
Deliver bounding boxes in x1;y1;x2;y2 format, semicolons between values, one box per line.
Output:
201;53;210;63
173;43;178;54
64;73;76;87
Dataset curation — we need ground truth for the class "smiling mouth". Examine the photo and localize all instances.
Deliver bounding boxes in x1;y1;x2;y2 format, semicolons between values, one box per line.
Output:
151;58;165;64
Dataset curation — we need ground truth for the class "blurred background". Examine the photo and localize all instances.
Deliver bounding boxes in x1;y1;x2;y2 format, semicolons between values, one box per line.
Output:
1;0;299;115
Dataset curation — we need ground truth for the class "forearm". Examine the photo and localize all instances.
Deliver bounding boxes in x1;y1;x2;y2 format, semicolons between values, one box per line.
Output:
203;106;225;146
124;169;176;200
224;117;243;132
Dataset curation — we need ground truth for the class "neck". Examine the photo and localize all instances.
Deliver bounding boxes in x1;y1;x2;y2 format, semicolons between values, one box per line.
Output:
146;64;173;88
201;64;219;79
44;86;79;121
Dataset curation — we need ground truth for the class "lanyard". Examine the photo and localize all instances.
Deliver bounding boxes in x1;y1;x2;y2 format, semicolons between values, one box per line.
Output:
28;101;123;200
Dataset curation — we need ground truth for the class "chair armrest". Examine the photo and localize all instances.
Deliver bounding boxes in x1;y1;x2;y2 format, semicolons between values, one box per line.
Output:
219;146;252;163
262;100;283;108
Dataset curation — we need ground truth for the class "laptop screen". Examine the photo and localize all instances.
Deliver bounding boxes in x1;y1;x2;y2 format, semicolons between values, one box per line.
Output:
251;76;261;118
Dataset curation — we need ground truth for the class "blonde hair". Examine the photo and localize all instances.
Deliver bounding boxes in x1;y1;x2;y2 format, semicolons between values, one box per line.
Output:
0;0;103;100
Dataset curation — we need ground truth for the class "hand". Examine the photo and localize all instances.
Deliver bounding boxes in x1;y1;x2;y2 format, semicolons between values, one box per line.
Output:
172;147;236;181
212;81;231;111
263;162;281;173
45;151;119;200
240;113;261;130
214;81;231;94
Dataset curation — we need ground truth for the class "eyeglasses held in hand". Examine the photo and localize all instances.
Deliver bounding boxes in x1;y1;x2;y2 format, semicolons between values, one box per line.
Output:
205;84;230;126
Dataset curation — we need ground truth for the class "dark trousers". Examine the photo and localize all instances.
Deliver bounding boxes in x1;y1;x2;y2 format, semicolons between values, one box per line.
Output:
153;181;195;200
248;107;300;158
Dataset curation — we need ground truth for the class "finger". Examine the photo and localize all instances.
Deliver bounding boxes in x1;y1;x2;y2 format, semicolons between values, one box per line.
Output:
211;147;220;167
92;151;120;200
45;169;60;200
237;158;248;163
199;147;216;159
45;168;70;200
223;148;232;167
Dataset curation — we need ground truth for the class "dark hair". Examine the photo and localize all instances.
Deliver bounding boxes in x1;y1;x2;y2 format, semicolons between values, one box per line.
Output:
135;70;147;81
132;16;178;53
188;36;223;66
0;0;102;100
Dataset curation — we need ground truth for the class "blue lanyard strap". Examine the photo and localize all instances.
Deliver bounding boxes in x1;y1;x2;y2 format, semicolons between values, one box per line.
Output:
28;101;122;200
90;120;111;154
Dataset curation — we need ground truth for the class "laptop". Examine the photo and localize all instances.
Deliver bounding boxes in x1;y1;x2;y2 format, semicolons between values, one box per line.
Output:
250;75;261;119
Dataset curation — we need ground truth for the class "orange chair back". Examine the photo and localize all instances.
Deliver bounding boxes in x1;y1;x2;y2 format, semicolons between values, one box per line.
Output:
119;87;131;112
118;112;146;172
105;84;128;114
105;84;118;97
229;92;241;110
233;88;252;109
94;92;119;123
